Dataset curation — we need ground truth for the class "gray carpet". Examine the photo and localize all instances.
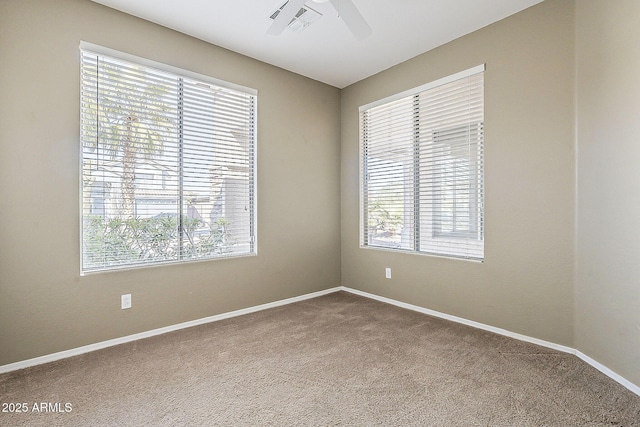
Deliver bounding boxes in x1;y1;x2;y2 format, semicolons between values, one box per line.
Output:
1;291;639;426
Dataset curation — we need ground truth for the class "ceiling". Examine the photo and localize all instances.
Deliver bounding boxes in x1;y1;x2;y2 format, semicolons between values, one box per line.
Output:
90;0;543;89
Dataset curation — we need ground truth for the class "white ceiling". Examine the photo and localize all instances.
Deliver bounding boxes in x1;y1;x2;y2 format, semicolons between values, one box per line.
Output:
90;0;543;88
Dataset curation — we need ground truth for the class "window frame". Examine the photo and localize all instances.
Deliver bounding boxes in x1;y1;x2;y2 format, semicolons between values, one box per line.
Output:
359;65;484;262
79;42;258;274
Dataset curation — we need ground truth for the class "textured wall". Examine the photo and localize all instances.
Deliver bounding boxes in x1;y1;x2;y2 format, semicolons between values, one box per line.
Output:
341;0;575;346
575;0;640;387
0;0;342;365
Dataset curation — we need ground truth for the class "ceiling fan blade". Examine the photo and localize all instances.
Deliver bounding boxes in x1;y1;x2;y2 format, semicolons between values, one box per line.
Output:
267;0;307;35
329;0;372;40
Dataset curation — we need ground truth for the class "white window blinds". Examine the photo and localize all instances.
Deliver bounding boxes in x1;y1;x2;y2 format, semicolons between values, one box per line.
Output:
360;65;484;261
80;44;257;273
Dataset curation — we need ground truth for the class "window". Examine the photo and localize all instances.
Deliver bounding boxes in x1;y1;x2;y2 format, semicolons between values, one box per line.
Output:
360;65;484;261
80;43;257;273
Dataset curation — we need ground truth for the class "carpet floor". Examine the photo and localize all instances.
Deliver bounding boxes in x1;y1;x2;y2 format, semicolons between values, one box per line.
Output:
1;291;639;426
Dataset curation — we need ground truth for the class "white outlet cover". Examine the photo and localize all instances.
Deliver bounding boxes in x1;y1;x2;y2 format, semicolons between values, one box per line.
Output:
385;268;392;279
121;294;132;309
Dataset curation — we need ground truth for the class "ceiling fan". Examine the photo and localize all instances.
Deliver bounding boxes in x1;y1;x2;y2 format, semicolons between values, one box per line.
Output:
267;0;372;40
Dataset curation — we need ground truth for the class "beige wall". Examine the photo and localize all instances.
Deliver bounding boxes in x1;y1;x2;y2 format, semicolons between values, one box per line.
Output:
0;0;341;365
2;0;639;390
576;0;640;386
341;0;576;346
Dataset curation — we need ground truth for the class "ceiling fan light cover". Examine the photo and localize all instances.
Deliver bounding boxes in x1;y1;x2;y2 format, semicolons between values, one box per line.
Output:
268;0;371;40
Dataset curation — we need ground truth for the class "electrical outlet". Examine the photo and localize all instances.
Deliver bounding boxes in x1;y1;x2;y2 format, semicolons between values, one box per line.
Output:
385;268;391;279
121;294;132;310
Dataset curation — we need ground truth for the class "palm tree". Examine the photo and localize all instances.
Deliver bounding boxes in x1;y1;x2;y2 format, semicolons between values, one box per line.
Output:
84;56;176;218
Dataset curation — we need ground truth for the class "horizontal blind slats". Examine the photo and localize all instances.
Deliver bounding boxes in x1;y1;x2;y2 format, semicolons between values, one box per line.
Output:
81;48;257;273
360;67;484;261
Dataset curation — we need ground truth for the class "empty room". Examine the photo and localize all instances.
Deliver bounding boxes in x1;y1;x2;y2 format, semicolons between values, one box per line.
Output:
1;0;639;425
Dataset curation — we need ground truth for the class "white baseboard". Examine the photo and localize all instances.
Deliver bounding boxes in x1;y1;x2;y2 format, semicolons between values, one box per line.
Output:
340;286;640;397
575;350;640;396
0;287;341;375
2;285;638;398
